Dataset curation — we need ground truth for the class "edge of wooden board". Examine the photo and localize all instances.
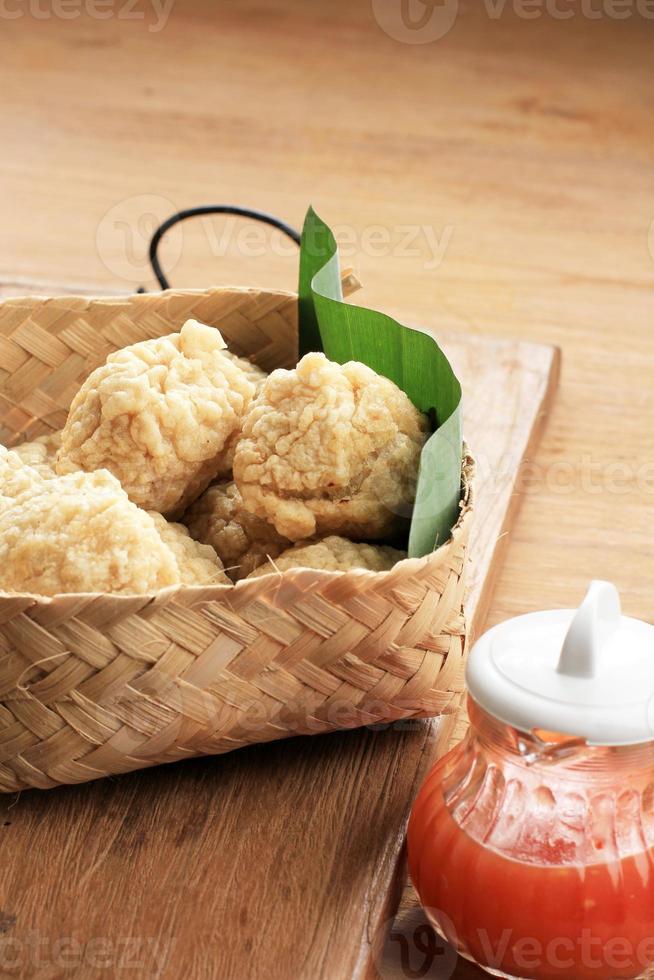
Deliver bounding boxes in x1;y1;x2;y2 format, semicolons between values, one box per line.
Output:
451;339;562;742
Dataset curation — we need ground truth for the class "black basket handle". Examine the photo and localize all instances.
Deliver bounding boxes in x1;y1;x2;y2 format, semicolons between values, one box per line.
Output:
148;205;301;291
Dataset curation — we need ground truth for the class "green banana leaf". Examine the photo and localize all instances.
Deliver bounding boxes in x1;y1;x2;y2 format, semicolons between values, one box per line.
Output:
298;207;462;558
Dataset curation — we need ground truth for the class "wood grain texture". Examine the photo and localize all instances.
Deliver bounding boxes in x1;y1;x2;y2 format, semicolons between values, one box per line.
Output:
0;2;650;977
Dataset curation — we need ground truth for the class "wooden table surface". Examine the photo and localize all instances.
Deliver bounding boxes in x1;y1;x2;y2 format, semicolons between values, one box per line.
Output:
1;3;653;978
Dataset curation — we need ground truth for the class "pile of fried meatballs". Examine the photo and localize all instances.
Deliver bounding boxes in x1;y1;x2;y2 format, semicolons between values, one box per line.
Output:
0;319;430;595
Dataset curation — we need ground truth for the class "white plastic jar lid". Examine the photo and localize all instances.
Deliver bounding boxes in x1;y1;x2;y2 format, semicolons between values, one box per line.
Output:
466;581;654;746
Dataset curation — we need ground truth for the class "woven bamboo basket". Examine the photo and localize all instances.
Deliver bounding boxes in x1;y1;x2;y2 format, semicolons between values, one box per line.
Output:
0;285;474;793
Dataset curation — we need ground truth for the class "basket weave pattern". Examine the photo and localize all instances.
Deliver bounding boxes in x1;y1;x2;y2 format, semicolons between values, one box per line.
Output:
0;287;473;792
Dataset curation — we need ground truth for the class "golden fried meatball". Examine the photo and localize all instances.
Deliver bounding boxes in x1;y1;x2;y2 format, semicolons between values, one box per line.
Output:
245;536;405;579
56;320;255;517
215;354;268;479
0;448;179;595
184;481;289;581
223;351;267;392
233;353;429;541
0;446;41;501
12;431;62;478
148;512;229;586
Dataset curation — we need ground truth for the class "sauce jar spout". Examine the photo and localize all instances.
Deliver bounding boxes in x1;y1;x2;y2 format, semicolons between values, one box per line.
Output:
557;580;622;679
466;580;654;746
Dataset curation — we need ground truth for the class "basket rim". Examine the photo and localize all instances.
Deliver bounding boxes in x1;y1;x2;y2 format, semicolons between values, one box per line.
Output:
0;454;474;606
0;270;361;308
0;283;299;308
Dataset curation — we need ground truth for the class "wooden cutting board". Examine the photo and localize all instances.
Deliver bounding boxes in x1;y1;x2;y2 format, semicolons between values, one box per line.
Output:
0;278;559;980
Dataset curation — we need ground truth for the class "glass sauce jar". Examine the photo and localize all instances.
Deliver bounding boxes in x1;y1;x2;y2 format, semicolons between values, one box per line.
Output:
408;582;654;980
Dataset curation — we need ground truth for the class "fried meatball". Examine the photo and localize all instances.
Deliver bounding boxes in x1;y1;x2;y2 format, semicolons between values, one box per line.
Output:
216;353;268;479
12;430;62;478
184;481;289;581
0;448;179;595
0;446;41;501
148;512;229;586
0;448;230;595
56;319;255;517
245;535;405;579
233;353;429;541
223;351;267;392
